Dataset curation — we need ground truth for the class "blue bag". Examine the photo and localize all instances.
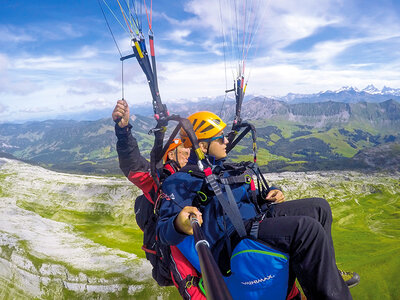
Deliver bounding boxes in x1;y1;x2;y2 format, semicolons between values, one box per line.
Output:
225;238;289;300
177;237;289;300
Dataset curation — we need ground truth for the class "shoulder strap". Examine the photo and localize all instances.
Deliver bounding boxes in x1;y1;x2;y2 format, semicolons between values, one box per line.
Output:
180;164;206;178
163;160;179;176
182;163;248;237
204;168;247;237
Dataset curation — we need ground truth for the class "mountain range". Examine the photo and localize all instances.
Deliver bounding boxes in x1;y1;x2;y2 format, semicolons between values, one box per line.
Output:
277;85;400;104
1;96;399;174
9;85;398;122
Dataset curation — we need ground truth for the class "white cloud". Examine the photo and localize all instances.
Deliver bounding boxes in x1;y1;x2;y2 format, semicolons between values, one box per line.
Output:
27;22;85;41
183;0;341;48
0;102;8;113
67;78;119;95
0;22;85;46
166;29;193;46
18;106;56;114
0;26;36;43
244;61;400;97
69;46;99;59
183;0;221;32
151;60;227;100
85;97;114;108
0;53;8;72
0;53;42;96
256;0;342;51
58;23;84;39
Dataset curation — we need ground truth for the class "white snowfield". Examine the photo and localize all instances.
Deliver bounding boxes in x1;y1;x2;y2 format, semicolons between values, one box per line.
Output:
0;158;153;298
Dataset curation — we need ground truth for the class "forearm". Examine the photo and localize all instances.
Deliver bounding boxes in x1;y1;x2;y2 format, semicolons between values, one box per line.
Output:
157;202;188;245
115;123;150;177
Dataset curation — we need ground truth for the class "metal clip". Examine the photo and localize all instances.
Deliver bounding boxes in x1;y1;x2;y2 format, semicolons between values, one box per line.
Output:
148;126;167;135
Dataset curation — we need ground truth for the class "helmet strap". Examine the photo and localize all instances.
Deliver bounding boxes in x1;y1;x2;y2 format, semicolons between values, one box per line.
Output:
174;147;181;168
206;140;211;155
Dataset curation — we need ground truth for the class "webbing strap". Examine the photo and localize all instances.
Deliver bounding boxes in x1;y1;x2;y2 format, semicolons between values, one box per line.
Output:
205;174;246;237
249;221;259;239
222;171;252;185
255;166;271;198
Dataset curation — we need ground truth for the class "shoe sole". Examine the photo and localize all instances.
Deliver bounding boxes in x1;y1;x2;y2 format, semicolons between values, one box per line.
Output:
348;281;360;288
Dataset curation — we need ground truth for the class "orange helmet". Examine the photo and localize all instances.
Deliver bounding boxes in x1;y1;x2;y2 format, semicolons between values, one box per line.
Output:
180;111;226;147
163;138;183;162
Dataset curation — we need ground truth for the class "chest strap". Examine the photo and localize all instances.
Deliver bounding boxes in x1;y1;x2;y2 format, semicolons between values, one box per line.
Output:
221;170;253;185
204;169;247;237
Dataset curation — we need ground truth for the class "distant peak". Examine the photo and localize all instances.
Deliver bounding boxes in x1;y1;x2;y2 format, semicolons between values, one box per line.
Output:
336;86;359;93
362;84;381;94
381;86;400;95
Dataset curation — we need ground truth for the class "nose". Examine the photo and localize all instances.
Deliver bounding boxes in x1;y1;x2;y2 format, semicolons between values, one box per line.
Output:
223;137;228;144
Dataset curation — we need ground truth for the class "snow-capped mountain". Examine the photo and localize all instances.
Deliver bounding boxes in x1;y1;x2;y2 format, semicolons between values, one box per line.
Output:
278;85;400;103
362;84;381;94
381;86;400;96
335;86;360;93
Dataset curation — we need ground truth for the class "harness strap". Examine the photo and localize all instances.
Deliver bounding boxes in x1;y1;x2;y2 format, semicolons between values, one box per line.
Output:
254;165;271;199
222;171;252;185
188;163;268;238
215;176;247;237
249;221;259;239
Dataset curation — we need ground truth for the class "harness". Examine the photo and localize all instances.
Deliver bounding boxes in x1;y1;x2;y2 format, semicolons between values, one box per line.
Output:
182;161;269;214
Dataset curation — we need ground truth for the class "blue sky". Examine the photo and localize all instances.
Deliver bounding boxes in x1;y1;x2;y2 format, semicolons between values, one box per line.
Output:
1;0;400;122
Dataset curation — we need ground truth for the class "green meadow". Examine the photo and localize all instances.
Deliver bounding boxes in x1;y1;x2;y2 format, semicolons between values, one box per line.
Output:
280;172;400;300
1;158;399;299
331;191;400;300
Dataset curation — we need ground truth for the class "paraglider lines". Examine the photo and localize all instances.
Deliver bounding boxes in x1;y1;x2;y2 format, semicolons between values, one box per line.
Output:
144;0;153;31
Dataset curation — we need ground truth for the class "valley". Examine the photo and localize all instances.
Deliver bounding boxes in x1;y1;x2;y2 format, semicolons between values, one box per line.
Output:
1;98;399;175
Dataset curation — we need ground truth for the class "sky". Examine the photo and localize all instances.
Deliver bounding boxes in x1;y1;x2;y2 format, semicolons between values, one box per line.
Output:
1;0;400;122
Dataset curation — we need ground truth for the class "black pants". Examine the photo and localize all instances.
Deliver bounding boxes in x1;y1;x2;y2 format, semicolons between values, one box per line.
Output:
258;198;352;300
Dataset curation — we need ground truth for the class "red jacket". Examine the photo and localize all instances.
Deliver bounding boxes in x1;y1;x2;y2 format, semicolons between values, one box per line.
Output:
115;123;178;203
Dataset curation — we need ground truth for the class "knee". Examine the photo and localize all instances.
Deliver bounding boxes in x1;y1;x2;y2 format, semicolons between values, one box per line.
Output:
310;197;332;222
294;216;328;249
298;216;325;235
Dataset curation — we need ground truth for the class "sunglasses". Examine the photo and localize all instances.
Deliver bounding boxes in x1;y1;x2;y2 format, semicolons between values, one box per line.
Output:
209;133;226;142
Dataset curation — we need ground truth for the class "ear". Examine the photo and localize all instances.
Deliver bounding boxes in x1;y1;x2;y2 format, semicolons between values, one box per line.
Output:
198;141;208;153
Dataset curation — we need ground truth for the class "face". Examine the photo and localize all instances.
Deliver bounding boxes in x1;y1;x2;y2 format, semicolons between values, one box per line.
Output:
202;132;228;160
168;145;190;168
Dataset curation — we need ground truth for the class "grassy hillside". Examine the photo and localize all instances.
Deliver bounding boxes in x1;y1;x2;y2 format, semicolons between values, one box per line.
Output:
0;158;180;299
228;120;399;172
271;171;400;300
1;158;399;299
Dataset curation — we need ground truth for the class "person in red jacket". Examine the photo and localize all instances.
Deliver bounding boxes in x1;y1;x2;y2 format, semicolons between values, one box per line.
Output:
112;100;206;299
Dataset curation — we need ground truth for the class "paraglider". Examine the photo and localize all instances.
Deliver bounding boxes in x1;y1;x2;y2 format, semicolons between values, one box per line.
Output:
100;1;318;300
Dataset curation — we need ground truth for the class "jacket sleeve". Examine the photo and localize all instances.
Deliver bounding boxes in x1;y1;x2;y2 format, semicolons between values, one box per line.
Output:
115;123;156;195
156;174;195;245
